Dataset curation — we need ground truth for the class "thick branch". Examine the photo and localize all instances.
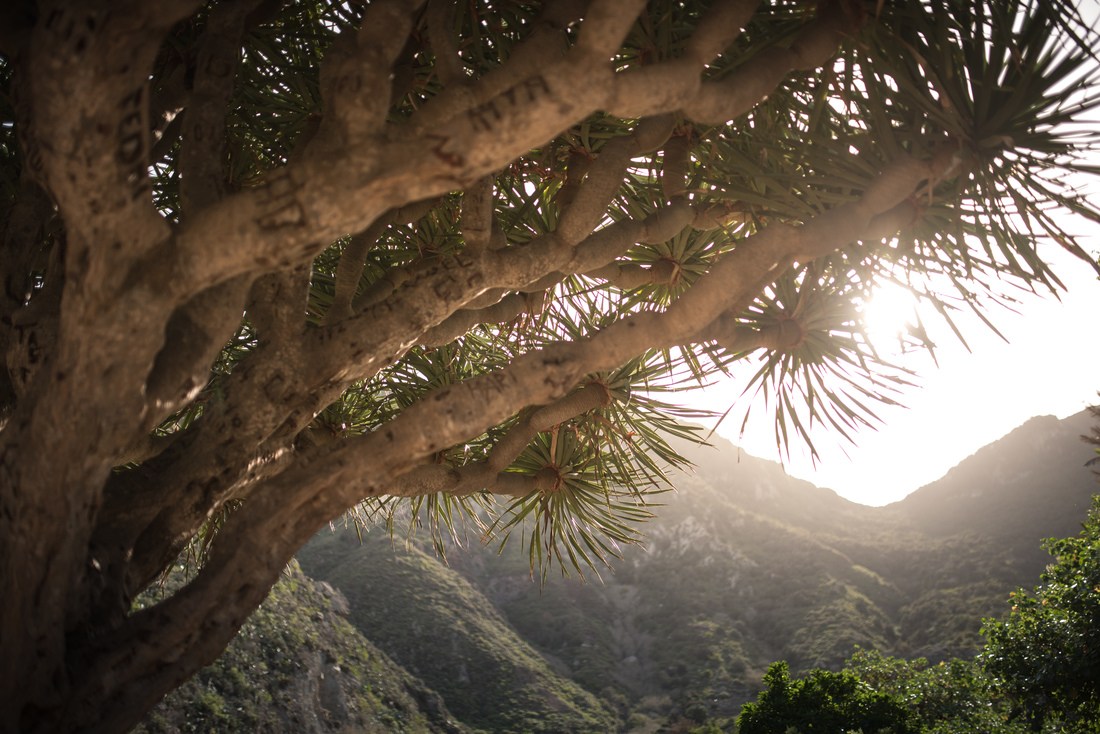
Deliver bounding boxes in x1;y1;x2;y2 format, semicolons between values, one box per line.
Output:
587;260;680;290
73;142;958;733
315;199;694;390
417;292;528;348
573;0;648;61
218;148;954;528
327;223;388;323
410;0;582;129
160;0;825;315
102;62;918;627
661;130;692;201
332;198;441;320
179;0;264;213
162;0;686;305
566;201;697;274
552;149;595;213
95;264;319;602
1;5;209;724
556;115;676;245
426;0;464;84
609;2;851;122
390;382;611;498
143;1;264;423
143;277;252;420
247;267;310;345
314;0;420;147
706;309;797;354
461;176;495;254
681;5;855;124
683;0;762;65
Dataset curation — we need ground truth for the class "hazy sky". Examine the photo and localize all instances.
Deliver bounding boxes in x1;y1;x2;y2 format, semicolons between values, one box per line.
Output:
671;3;1100;507
677;231;1100;507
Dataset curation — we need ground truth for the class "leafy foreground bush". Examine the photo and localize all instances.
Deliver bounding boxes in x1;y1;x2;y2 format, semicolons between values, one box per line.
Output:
737;659;919;734
981;495;1100;732
736;651;1029;734
737;494;1100;734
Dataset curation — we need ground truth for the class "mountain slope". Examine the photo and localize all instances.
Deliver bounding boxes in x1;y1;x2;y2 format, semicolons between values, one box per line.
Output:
397;410;1099;721
890;410;1097;544
297;530;621;734
138;562;467;734
140;410;1097;732
440;457;904;719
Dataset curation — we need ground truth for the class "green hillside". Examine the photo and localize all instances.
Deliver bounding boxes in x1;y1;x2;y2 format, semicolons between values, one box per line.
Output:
395;410;1099;723
137;562;467;734
297;531;620;734
142;411;1098;732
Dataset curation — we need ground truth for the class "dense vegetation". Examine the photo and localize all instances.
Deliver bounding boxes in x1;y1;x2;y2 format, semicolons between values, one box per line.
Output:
981;495;1100;732
733;426;1100;734
299;531;620;733
734;651;1026;734
737;659;921;734
733;509;1100;734
145;410;1099;732
137;563;467;734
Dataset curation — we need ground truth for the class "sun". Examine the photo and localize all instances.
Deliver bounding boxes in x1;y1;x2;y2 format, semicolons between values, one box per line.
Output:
860;282;920;354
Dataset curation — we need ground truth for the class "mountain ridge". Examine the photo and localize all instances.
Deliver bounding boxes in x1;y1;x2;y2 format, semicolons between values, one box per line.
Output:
887;409;1096;541
144;408;1099;731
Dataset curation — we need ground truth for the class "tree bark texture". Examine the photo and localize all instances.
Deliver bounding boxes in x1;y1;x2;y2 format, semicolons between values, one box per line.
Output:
0;1;1092;731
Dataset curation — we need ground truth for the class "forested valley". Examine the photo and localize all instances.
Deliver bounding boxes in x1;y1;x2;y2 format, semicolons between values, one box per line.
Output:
137;409;1099;733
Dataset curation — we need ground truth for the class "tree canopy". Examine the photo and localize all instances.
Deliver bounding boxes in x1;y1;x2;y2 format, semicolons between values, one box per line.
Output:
1;1;1099;731
737;659;921;734
981;493;1100;732
733;486;1100;734
735;649;1033;733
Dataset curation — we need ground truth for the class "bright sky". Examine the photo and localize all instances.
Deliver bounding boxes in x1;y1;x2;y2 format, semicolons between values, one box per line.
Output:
672;1;1100;507
676;227;1100;507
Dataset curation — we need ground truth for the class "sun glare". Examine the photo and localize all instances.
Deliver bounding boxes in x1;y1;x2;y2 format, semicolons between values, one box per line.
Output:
860;283;920;355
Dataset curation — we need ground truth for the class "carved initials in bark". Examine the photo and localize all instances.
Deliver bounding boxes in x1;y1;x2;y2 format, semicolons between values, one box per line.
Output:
254;170;307;231
467;75;553;132
117;86;151;203
42;7;98;59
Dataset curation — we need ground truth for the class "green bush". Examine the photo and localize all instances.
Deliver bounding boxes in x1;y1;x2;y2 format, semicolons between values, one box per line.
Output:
737;661;920;734
981;496;1100;732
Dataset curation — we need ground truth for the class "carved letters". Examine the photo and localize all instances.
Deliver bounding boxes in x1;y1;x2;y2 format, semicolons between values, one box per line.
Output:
42;7;98;59
466;75;551;133
427;75;553;168
426;132;464;167
253;170;306;230
116;86;151;202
